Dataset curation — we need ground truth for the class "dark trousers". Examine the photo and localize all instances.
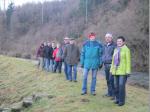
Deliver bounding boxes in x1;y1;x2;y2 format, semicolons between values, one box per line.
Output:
114;75;127;105
64;61;69;80
104;64;115;96
54;61;62;73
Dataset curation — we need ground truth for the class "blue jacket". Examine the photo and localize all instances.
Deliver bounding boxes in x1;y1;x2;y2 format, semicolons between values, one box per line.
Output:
102;42;116;64
80;40;103;69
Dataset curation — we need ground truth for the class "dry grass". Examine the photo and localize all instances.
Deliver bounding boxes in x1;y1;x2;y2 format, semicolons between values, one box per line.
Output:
0;55;149;112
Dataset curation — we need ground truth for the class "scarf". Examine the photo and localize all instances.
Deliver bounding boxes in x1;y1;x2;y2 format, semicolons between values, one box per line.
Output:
114;47;120;68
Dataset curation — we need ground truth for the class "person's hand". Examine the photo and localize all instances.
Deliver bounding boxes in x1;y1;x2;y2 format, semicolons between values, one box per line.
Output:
80;64;84;68
35;56;38;60
99;64;103;69
61;59;64;62
127;74;130;77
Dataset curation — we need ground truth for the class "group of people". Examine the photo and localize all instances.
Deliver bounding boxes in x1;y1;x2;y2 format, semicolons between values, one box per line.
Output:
36;32;131;106
36;37;80;81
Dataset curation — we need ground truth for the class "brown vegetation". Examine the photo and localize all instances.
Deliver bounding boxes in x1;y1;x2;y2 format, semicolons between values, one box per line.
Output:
0;0;148;72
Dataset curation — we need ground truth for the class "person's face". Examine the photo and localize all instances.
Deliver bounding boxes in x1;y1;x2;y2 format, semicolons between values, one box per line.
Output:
52;43;55;48
47;43;51;46
105;36;112;43
89;36;96;41
57;44;60;48
117;39;125;47
70;40;75;44
64;39;69;43
44;42;47;46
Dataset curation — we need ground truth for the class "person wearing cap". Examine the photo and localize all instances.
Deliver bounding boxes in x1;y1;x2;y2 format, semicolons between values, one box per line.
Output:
80;32;103;95
102;33;116;99
110;36;131;106
62;37;70;80
63;38;80;82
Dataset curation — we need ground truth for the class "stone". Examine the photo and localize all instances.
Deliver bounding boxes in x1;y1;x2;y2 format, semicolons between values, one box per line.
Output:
22;97;33;108
32;93;50;101
0;108;11;112
11;102;23;112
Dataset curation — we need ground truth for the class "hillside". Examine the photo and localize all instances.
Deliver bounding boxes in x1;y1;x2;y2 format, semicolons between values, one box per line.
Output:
0;55;149;112
0;0;149;72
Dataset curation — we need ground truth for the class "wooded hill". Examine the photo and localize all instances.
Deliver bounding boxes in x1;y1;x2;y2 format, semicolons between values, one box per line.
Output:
0;0;149;72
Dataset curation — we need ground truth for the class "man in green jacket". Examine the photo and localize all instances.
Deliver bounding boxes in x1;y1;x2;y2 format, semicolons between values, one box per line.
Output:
110;36;131;106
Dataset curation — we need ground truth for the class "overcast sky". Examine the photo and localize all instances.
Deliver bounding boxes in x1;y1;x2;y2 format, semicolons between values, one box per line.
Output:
0;0;59;10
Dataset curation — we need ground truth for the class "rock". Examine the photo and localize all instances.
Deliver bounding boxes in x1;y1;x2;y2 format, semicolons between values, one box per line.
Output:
47;95;55;99
32;93;50;101
0;108;11;112
32;93;43;101
81;99;90;103
22;97;33;108
11;102;23;112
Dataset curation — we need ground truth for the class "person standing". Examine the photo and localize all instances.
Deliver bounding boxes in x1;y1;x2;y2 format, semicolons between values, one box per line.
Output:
80;32;103;95
36;43;44;70
43;42;51;72
53;43;63;73
63;38;80;82
62;37;70;80
102;33;116;99
43;42;47;70
110;36;131;106
49;42;56;72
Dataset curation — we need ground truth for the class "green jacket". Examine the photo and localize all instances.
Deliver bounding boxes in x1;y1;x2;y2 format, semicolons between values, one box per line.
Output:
110;45;131;75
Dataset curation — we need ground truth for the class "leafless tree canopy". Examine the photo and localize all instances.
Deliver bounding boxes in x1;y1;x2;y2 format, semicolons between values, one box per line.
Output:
0;0;148;72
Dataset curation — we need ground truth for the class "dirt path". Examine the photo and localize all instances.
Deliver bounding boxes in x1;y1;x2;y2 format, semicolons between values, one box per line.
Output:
98;70;149;89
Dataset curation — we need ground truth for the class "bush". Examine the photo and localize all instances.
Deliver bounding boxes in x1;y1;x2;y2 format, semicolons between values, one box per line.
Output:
22;54;31;59
15;53;22;58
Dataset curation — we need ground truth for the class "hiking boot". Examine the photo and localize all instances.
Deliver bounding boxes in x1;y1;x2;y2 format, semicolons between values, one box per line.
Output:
81;92;87;95
91;92;96;96
118;103;124;106
114;101;119;104
103;93;111;97
110;97;115;100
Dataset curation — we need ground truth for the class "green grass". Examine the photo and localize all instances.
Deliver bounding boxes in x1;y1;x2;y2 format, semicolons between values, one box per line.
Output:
0;55;149;112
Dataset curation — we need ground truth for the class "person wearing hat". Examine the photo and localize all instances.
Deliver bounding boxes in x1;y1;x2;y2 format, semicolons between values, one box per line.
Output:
63;38;80;82
102;33;116;99
62;37;70;80
80;32;103;95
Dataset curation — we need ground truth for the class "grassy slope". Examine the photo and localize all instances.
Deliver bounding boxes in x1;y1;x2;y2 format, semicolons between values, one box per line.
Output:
0;55;149;112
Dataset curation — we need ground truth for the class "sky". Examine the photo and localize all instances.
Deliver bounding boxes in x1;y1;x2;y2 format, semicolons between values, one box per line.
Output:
0;0;58;10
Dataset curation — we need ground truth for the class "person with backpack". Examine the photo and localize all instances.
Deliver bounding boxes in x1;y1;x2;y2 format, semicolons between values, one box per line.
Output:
110;36;131;106
63;38;80;82
53;43;63;73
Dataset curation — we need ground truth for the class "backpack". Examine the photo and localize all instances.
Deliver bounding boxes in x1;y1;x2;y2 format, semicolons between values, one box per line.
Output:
56;48;63;59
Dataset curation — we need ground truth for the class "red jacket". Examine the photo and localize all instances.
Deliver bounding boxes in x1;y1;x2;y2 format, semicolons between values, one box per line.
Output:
53;48;61;62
